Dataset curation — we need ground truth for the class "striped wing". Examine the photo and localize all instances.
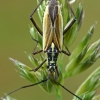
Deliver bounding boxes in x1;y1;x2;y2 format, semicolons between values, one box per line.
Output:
43;2;63;52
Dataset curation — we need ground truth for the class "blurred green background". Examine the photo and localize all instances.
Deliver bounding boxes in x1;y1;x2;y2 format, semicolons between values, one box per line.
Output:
0;0;100;100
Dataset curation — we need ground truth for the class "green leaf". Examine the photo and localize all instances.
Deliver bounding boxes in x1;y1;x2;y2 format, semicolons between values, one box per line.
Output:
74;66;100;97
64;25;100;76
9;58;41;83
76;91;96;100
70;25;95;60
85;39;100;58
69;46;99;75
65;45;88;77
76;3;83;30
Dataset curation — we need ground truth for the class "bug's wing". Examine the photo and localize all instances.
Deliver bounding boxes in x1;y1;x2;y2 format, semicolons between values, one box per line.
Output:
43;2;63;52
43;5;53;52
53;5;63;52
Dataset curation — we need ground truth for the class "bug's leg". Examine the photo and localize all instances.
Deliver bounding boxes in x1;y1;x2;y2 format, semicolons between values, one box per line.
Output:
54;81;82;100
63;0;76;35
32;38;43;55
30;59;47;71
32;50;43;55
32;37;43;55
61;50;70;56
32;37;39;52
1;79;48;100
30;0;44;36
61;42;71;56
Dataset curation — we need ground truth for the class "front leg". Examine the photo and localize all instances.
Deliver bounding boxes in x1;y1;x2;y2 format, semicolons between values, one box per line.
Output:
63;0;76;35
61;42;71;56
30;0;44;36
32;38;43;55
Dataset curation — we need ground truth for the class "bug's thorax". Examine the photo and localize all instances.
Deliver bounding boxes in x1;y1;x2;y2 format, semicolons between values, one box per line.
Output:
43;0;63;52
46;43;59;73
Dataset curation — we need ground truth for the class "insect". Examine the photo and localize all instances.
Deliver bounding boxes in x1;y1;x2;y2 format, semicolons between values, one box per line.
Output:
1;0;82;100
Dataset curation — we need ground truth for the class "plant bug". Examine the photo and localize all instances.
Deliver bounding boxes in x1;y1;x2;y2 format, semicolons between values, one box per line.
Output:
1;0;82;100
29;0;82;99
